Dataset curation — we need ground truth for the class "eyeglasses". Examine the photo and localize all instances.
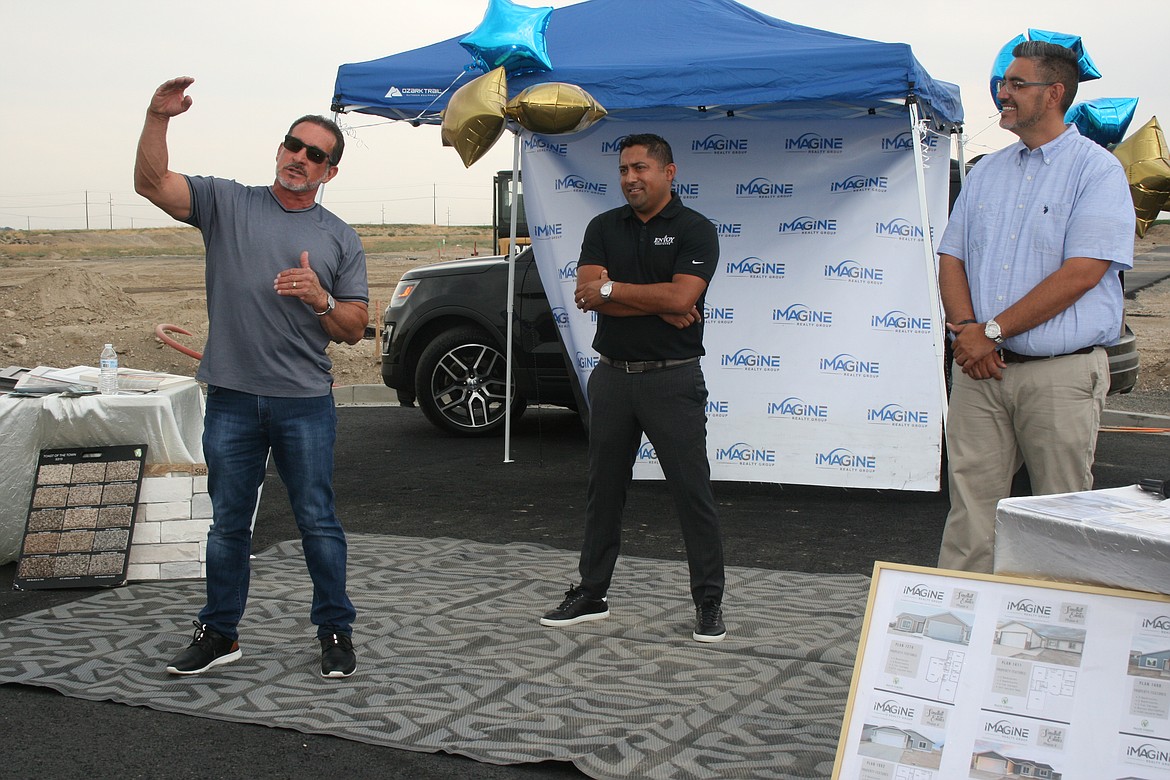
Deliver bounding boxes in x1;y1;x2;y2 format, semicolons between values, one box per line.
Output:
282;134;333;165
993;78;1057;94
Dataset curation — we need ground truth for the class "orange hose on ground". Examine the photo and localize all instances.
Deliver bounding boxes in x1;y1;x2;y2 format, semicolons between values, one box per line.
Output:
154;324;202;360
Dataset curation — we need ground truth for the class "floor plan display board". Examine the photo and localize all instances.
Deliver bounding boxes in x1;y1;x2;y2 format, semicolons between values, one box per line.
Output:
834;562;1170;780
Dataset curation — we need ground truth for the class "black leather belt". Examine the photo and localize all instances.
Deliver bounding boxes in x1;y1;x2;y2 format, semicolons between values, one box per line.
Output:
999;346;1096;364
599;355;699;373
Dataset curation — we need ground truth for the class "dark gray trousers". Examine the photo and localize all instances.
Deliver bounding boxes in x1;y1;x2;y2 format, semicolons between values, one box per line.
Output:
578;360;725;606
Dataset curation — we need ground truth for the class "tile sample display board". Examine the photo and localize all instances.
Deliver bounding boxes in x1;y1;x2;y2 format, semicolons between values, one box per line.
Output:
834;562;1170;779
14;444;147;590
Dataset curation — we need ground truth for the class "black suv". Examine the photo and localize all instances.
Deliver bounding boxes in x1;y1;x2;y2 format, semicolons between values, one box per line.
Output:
380;248;578;436
382;246;1138;438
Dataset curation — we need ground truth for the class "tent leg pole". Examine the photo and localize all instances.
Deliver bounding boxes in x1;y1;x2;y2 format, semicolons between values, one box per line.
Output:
908;103;950;469
503;130;521;463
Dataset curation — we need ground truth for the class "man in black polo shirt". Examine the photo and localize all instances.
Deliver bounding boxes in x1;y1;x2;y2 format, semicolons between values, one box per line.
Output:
540;133;727;643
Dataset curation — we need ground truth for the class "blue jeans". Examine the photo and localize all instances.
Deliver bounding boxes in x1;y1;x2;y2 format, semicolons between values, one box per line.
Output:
199;386;355;640
579;361;725;606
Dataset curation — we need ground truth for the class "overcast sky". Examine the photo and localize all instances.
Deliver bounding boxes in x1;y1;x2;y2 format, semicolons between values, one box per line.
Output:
1;0;1164;231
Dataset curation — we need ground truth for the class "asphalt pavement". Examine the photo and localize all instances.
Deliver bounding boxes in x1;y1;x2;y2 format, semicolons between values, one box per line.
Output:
1;403;1167;779
2;239;1169;777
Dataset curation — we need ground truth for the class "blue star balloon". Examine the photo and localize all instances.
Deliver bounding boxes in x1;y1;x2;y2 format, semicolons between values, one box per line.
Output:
460;0;553;77
1065;97;1139;147
1028;29;1102;82
989;29;1103;109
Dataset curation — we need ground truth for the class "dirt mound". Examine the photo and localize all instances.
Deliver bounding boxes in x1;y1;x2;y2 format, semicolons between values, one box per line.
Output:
11;267;139;321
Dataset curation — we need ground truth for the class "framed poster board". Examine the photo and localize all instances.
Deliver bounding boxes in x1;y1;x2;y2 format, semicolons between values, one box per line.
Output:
14;444;147;590
833;562;1170;779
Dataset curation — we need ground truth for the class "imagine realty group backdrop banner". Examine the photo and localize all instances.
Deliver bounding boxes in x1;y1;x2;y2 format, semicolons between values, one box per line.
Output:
520;117;952;491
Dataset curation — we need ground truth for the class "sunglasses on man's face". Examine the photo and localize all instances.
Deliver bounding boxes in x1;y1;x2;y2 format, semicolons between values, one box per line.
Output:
282;134;333;165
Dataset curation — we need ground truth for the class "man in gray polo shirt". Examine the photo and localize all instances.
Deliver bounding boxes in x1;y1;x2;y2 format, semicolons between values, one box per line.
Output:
135;76;368;677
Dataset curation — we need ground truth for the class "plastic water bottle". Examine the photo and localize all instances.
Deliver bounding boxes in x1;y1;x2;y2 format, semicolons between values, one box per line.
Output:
99;343;118;395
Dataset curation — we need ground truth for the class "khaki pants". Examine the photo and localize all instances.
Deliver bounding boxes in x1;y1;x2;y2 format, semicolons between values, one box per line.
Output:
938;348;1109;573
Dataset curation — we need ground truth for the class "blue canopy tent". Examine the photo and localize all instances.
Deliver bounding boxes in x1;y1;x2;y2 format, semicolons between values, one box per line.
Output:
331;0;962;129
331;0;964;474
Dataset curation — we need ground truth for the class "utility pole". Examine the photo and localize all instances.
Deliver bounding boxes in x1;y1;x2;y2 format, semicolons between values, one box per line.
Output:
85;190;90;230
433;184;437;225
108;195;113;229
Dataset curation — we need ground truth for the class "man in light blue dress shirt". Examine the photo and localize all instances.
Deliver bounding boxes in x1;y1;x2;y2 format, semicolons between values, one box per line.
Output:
937;41;1135;573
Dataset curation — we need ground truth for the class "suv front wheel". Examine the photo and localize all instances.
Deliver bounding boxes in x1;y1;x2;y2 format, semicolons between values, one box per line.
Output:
415;326;527;436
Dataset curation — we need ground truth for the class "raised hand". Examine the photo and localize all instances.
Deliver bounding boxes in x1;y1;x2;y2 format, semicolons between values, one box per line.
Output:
149;77;195;119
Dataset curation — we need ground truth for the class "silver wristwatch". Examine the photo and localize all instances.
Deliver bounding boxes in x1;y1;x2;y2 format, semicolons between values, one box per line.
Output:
599;281;614;301
314;294;336;317
984;318;1004;344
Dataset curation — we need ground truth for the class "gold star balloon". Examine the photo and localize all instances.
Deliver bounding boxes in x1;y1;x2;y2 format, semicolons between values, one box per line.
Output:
1112;116;1170;238
440;67;509;168
505;82;607;135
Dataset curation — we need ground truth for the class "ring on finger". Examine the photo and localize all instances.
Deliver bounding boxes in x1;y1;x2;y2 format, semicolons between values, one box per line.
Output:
293;281;298;289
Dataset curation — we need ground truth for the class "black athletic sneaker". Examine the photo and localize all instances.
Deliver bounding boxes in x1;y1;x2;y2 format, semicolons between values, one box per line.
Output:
320;633;356;678
540;584;609;627
166;621;242;675
693;600;727;643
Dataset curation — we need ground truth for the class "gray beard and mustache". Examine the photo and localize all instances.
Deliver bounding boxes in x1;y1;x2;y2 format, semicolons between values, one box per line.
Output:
276;163;329;193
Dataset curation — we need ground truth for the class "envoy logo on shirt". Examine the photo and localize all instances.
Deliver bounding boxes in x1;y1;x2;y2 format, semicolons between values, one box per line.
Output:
824;259;884;285
654;235;677;246
725;256;785;279
554;173;608;195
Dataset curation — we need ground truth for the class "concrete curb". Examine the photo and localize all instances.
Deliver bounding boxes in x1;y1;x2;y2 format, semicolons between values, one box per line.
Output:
332;384;398;407
334;384;1169;431
1101;408;1170;431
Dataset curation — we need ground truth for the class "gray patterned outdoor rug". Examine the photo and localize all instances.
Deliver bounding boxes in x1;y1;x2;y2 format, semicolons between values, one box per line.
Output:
0;534;869;779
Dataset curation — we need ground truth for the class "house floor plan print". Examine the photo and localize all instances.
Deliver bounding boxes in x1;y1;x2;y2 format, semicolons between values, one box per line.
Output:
835;563;1170;780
